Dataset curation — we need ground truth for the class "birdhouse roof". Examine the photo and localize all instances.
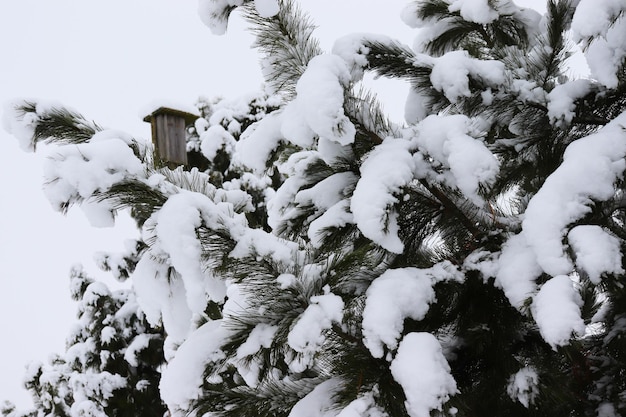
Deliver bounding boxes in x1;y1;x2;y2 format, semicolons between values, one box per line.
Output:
143;107;200;125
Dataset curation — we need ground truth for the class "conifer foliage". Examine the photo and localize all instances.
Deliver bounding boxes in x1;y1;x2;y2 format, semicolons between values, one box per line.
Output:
4;0;626;416
2;265;166;417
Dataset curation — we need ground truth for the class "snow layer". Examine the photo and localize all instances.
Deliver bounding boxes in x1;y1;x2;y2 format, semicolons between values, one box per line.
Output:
400;1;423;29
200;124;237;161
228;227;298;264
132;255;192;351
291;54;356;146
139;99;199;120
546;80;593;126
272;53;357;151
408;0;540;54
3;100;38;151
390;333;457;417
507;367;539;408
522;111;626;276
572;0;624;39
597;403;618;417
69;372;126;416
280;102;317;148
463;250;499;280
235;111;284;174
124;334;160;367
160;320;232;413
362;263;461;358
572;0;626;88
42;134;143;219
421;51;506;104
287;378;342;417
295;172;356;213
568;225;624;284
332;33;396;82
141;174;297;346
351;137;416;253
155;192;227;309
531;275;585;349
448;0;499;24
411;17;461;54
2;99;64;151
335;390;388;417
196;0;231;35
267;150;320;230
237;323;277;358
235;323;277;387
405;87;431;124
585;17;626;89
308;200;354;247
413;114;499;205
288;290;344;372
495;233;542;309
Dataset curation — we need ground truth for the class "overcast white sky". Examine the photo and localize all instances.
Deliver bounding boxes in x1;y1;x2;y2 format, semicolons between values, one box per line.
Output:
0;0;546;408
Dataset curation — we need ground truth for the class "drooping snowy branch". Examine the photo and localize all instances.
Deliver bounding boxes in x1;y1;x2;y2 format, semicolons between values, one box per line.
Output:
567;225;624;284
412;114;499;205
351;137;416;253
160;320;233;413
390;333;458;417
531;275;586;349
521;111;626;277
571;0;626;88
287;289;344;372
243;0;322;98
495;233;542;309
362;262;462;358
288;54;356;146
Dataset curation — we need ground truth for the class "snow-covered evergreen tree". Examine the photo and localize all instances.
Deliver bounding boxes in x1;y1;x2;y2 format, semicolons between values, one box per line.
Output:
4;0;626;416
1;264;166;417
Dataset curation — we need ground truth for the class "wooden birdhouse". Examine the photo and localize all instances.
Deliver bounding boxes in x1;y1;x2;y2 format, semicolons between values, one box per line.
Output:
143;107;199;168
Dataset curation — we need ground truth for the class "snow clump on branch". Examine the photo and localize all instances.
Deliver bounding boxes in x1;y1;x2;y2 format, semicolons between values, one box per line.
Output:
198;0;279;35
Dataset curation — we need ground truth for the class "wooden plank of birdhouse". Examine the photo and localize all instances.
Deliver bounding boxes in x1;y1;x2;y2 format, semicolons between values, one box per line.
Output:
155;112;187;167
143;107;199;168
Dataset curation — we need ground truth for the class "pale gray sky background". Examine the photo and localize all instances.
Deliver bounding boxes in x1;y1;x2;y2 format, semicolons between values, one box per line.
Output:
0;0;546;408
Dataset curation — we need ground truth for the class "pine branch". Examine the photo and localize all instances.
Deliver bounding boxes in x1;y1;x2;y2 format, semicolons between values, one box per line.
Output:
572;87;626;127
529;0;575;89
419;181;484;246
345;87;397;141
12;101;148;162
95;179;167;227
156;167;217;200
396;185;460;265
488;14;530;48
321;330;409;417
414;0;452;21
412;0;531;57
197;224;238;272
572;115;610;126
193;377;320;417
334;42;492;257
433;19;488;57
270;158;334;241
219;308;302;383
243;0;322;98
360;40;430;87
359;39;509;116
15;101;102;149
